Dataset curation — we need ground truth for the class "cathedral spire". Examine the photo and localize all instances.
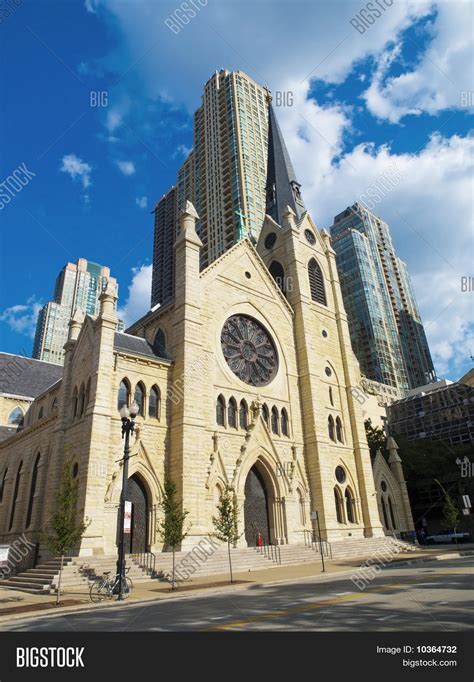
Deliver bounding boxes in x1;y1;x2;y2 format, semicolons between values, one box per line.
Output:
265;94;306;225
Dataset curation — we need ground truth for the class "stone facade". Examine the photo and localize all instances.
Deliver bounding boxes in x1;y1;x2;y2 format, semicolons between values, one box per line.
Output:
0;199;418;558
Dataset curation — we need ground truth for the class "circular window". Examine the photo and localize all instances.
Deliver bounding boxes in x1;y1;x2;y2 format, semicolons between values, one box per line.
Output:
221;314;278;386
381;480;387;492
322;329;328;338
245;271;251;279
264;232;277;250
335;466;346;484
304;229;316;245
325;366;332;377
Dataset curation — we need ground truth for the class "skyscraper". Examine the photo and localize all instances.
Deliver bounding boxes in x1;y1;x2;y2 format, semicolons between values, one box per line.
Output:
33;258;121;365
330;203;435;391
151;69;269;307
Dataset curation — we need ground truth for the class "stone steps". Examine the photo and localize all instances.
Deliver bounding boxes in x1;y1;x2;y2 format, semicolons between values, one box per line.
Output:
0;537;417;594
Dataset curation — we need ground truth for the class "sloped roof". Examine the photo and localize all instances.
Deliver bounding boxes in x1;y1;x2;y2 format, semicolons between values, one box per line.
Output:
113;333;170;362
0;353;63;399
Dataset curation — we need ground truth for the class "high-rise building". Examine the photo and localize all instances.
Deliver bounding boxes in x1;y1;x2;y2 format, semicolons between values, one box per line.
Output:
33;258;122;365
151;69;269;307
330;203;435;391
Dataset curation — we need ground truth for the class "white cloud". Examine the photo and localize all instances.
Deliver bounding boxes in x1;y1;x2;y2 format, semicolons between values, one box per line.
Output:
0;297;43;338
135;195;148;209
106;109;123;133
173;143;191;158
363;0;473;122
90;0;472;379
117;264;152;328
281;88;474;378
84;0;98;14
60;153;92;189
116;160;136;175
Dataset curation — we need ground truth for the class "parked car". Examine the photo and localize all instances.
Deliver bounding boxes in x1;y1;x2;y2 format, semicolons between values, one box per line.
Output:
425;531;471;544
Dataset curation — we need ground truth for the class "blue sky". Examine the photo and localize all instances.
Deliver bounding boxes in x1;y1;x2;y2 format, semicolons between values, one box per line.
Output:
0;0;473;382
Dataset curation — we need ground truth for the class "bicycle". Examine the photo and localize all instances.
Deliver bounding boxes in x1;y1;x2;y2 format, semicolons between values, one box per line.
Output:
89;567;133;602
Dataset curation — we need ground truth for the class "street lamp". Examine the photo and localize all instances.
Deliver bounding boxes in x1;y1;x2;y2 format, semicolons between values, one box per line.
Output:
116;400;139;600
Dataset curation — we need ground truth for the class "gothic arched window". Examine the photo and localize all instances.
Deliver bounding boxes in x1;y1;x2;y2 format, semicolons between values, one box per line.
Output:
117;379;130;411
381;496;390;529
328;415;336;442
228;398;237;428
308;258;327;305
149;386;160;419
262;403;270;427
388;496;397;529
85;378;91;412
345;487;356;523
329;387;334;406
269;260;286;295
216;395;226;426
271;406;279;434
26;454;40;529
78;383;85;416
336;416;344;443
72;387;78;421
9;461;23;531
239;400;248;430
38;406;44;421
134;382;145;417
153;328;167;356
334;486;344;524
8;407;24;426
0;468;7;504
281;408;289;437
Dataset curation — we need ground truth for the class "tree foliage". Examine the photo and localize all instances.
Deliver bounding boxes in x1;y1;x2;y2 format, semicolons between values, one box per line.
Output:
364;418;387;454
42;459;88;557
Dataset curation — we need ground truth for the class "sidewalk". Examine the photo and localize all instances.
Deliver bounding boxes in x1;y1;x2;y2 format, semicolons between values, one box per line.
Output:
0;543;472;624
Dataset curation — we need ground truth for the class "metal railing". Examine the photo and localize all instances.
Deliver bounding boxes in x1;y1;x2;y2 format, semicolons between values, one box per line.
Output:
130;551;156;577
303;530;332;559
255;543;281;565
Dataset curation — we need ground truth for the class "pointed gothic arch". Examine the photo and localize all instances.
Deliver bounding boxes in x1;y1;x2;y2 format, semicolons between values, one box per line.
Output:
269;260;286;295
308;258;327;305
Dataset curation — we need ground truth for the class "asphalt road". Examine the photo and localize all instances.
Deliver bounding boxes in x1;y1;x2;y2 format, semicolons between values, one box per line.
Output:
2;557;473;632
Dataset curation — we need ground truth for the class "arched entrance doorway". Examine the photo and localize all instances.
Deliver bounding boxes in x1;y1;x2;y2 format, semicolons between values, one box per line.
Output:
124;474;149;553
244;465;271;546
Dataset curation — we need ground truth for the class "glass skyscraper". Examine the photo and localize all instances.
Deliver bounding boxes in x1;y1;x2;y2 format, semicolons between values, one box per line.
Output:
151;69;269;308
330;203;435;391
33;258;122;365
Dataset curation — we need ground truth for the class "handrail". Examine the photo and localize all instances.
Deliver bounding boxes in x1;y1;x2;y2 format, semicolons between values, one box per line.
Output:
130;551;156;577
303;529;332;559
255;542;281;565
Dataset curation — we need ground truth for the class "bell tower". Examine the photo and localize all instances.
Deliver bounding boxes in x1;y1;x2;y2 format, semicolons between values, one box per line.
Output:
257;102;384;540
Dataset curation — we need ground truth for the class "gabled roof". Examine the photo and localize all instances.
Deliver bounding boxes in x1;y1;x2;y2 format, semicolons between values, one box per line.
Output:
0;353;63;399
113;333;170;362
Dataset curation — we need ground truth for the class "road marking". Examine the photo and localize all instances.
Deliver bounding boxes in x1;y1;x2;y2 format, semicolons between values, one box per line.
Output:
210;616;227;620
377;614;397;621
207;574;457;631
335;592;351;596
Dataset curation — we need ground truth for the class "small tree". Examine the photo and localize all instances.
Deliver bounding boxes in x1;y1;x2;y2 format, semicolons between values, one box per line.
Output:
365;418;387;454
158;480;189;590
435;479;461;551
42;460;89;605
212;488;242;583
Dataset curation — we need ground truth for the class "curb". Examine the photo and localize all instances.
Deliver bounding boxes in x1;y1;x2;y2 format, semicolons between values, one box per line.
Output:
1;549;472;628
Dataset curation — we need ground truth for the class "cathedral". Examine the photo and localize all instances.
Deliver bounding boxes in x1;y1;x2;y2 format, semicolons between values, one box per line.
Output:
0;104;414;559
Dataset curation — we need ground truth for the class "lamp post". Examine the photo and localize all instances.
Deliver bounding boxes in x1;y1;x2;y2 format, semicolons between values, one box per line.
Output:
116;400;139;600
